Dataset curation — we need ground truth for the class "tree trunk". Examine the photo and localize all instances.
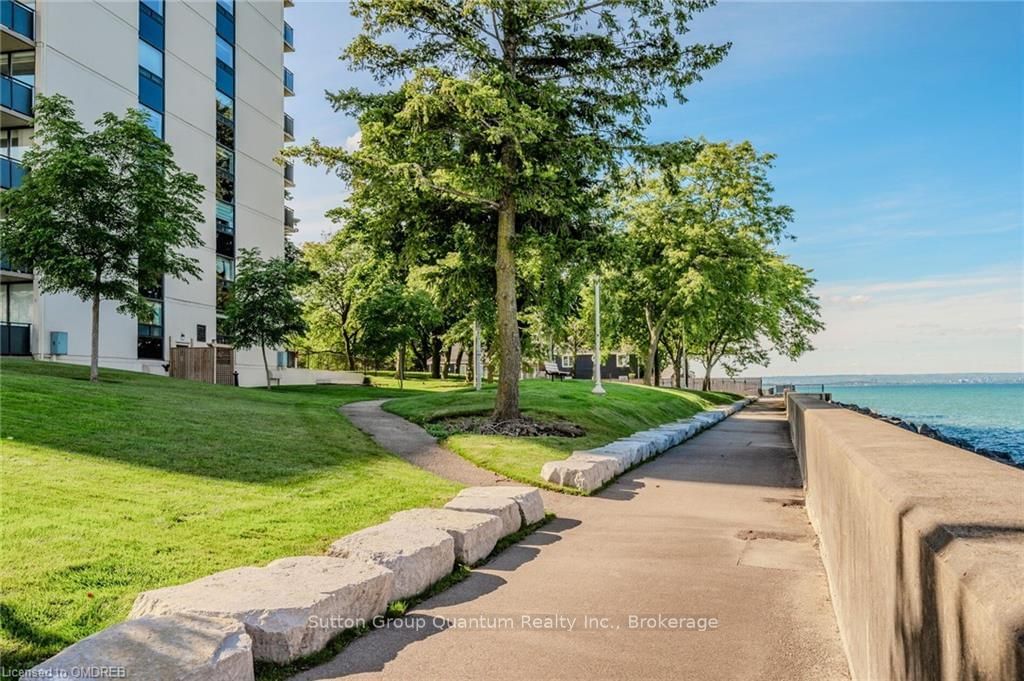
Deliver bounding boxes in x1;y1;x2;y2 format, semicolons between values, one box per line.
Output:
430;336;442;379
493;186;521;421
441;345;452;379
454;347;464;380
702;361;713;392
672;351;682;389
342;331;356;371
645;330;660;387
261;343;271;389
398;344;405;389
89;287;101;382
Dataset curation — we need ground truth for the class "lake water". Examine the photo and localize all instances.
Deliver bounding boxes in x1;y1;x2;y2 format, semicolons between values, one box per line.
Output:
808;383;1024;464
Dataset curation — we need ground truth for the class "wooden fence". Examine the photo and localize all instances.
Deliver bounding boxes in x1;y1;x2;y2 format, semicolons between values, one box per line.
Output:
169;344;235;386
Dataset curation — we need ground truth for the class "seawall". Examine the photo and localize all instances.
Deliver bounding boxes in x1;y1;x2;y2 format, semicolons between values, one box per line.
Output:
786;393;1024;681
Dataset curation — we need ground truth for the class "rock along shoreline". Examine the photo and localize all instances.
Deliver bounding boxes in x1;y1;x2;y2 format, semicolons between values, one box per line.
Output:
831;401;1020;468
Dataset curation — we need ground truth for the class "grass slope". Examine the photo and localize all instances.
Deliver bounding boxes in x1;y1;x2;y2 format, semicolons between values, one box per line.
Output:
0;359;463;670
385;379;737;487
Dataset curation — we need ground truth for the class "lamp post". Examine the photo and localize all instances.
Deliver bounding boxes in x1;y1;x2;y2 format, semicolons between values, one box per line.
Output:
593;275;606;395
473;319;482;391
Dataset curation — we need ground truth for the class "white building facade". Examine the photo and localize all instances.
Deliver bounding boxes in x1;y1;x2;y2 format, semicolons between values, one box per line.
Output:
1;0;301;386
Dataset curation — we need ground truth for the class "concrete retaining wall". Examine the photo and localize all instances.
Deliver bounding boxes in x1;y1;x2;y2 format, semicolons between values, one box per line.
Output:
786;394;1024;681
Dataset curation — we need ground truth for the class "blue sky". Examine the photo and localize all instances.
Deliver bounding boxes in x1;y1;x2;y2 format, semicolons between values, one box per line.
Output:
284;2;1023;375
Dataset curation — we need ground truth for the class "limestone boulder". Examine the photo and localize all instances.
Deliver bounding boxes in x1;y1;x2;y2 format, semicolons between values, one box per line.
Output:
31;615;253;681
565;452;620;479
456;486;546;526
540;458;609;493
327;521;454;602
130;557;392;663
390;508;503;566
444;494;521;535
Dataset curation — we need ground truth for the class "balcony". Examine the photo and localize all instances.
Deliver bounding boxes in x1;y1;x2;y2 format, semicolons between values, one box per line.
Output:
283;161;295;188
1;321;31;355
1;74;33;125
283;21;294;52
283;112;294;141
283;67;294;96
1;156;24;189
1;0;34;51
284;205;296;234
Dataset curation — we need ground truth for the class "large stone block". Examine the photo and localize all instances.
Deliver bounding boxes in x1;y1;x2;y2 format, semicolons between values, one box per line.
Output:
390;508;503;566
328;521;454;602
444;494;521;535
456;486;546;526
566;452;621;479
131;557;392;664
540;458;609;493
31;614;254;681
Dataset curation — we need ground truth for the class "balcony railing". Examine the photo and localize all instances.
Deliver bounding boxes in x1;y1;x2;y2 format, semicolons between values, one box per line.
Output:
283;112;294;141
283;67;294;96
1;74;33;117
283;161;295;187
1;0;34;41
1;322;31;355
1;157;24;189
283;21;294;52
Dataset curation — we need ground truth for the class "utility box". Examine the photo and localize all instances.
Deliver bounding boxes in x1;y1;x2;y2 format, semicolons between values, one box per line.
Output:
50;331;68;356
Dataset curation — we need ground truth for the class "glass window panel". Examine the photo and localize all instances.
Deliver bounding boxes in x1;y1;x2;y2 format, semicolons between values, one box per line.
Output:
216;36;233;69
8;283;33;323
216;200;234;226
216;61;234;98
138;69;163;112
216;0;233;15
141;0;163;16
216;145;234;175
139;39;163;78
0;286;6;321
139;105;162;138
215;90;234;121
215;171;234;203
139;8;164;50
216;5;235;43
216;256;235;281
4;51;35;86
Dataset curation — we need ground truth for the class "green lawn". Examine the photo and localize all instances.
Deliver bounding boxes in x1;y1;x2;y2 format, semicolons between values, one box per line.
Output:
0;359;463;671
385;379;737;488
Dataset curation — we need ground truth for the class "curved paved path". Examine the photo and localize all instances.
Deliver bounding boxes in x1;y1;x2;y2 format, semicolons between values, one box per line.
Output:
303;400;849;680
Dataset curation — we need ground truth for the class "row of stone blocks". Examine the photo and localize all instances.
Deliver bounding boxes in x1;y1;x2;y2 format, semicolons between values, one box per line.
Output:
540;399;754;492
30;486;546;680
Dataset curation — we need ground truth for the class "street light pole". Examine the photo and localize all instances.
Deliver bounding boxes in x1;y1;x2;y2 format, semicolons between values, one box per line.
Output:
473;319;482;392
593;276;606;395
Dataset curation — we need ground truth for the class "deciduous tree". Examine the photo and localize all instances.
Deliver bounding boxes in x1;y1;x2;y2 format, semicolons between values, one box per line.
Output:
223;249;309;388
0;95;204;381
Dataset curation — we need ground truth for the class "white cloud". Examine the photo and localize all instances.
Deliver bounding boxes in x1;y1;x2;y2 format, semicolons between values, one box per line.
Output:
343;130;362;152
758;265;1024;376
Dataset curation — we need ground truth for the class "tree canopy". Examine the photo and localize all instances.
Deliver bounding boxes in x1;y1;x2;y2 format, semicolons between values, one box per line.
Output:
0;94;204;381
291;0;729;419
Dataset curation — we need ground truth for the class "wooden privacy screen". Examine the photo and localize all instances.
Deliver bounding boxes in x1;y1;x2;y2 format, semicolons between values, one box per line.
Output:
169;345;235;385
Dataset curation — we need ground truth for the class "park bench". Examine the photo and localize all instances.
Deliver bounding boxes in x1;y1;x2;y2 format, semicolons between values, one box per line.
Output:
543;361;572;381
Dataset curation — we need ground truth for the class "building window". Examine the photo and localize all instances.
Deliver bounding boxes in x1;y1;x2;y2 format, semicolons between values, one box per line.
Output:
139;39;163;77
215;36;233;69
138;68;163;112
216;0;233;15
196;324;206;342
216;256;235;282
561;355;572;368
215;61;234;97
139;105;163;138
216;145;234;175
616;354;629;368
141;0;163;16
215;171;234;203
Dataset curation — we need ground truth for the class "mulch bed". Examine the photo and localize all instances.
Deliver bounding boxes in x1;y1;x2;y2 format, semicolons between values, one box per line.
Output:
433;416;586;438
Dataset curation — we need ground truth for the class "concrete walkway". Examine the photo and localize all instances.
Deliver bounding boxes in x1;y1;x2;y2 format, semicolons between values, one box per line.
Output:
299;400;850;680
